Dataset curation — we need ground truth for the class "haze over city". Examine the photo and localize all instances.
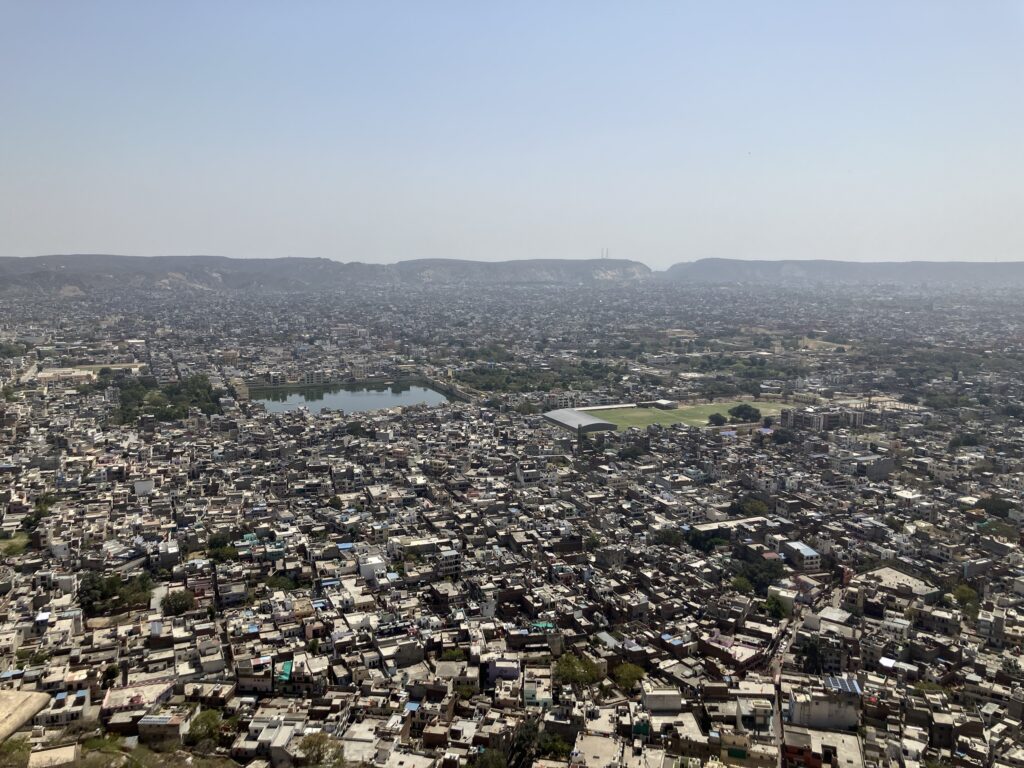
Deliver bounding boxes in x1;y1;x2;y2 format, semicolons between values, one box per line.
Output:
4;5;1024;768
2;1;1023;266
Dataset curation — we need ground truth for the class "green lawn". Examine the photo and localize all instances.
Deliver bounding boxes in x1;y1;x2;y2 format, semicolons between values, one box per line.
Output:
587;401;782;430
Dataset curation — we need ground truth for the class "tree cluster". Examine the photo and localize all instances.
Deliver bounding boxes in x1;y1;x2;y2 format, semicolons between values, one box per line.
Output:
78;572;153;617
162;589;197;616
554;652;601;686
733;557;785;597
97;373;223;423
611;662;645;691
685;528;727;553
727;403;762;423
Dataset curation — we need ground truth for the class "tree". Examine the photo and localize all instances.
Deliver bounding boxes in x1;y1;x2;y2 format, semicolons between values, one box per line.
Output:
739;497;769;516
686;528;727;553
299;732;345;768
978;496;1014;517
708;412;727;426
455;684;478;700
477;749;508;768
884;516;903;533
732;576;754;594
208;532;233;549
0;342;28;359
187;709;222;745
0;737;29;767
554;653;601;686
265;574;297;591
953;584;977;609
734;558;785;596
728;403;761;423
650;528;684;547
611;663;645;691
78;572;152;617
78;573;106;617
162;589;196;616
948;433;980;450
103;664;120;688
764;595;788;619
21;493;56;532
797;636;824;675
210;545;238;563
618;444;643;461
537;733;571;760
507;718;539;768
772;428;796;445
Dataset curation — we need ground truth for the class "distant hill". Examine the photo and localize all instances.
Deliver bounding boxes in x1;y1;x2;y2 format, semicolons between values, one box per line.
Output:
665;258;1024;286
0;254;652;295
4;254;1022;295
392;258;650;285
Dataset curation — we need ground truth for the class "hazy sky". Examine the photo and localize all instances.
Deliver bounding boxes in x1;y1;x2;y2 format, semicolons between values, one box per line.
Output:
2;2;1023;267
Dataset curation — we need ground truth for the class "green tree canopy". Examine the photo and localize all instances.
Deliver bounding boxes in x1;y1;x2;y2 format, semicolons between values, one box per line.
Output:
732;576;754;594
162;589;196;616
537;733;571;760
764;595;788;619
739;497;769;516
728;403;762;423
611;662;645;691
476;749;508;768
299;732;345;768
78;572;152;617
187;709;222;745
953;584;977;608
554;653;601;686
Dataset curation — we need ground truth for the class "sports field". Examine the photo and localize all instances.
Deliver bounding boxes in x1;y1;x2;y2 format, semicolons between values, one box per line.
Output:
587;401;783;430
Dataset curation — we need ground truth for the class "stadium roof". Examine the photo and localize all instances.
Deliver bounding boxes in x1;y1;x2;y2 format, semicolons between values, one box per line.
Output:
0;691;51;743
543;409;615;434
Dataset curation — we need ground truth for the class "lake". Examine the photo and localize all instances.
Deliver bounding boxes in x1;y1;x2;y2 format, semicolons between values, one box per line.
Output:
252;382;448;414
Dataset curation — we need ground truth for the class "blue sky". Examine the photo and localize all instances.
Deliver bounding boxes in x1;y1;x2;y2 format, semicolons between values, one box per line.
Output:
2;1;1022;267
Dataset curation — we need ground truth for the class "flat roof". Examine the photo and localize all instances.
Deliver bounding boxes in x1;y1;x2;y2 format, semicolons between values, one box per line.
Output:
543;408;615;433
787;541;820;557
858;566;937;596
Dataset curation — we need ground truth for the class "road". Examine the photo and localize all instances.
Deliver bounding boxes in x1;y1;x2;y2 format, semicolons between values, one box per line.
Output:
773;695;783;768
770;604;804;677
770;604;807;768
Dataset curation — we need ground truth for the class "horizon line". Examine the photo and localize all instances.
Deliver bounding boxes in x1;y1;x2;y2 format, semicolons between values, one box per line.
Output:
4;253;1024;270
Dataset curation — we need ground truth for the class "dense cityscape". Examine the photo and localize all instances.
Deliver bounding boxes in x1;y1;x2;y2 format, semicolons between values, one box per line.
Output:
0;272;1021;768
